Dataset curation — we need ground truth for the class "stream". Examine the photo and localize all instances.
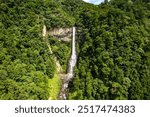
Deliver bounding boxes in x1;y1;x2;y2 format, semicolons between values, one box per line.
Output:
58;27;77;100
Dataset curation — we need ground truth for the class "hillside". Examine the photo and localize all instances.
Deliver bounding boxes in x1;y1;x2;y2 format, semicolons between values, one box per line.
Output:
0;0;74;99
0;0;150;100
68;0;150;100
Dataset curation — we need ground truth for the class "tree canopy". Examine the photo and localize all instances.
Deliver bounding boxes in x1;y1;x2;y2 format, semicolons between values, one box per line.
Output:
0;0;150;100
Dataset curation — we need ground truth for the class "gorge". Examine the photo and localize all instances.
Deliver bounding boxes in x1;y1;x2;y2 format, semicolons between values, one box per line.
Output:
43;25;77;100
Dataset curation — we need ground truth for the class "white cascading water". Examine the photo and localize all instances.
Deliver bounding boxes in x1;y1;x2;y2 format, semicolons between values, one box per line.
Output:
67;27;77;80
59;27;77;99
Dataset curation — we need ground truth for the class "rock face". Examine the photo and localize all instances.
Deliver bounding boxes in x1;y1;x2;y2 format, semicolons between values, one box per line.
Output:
42;25;47;37
42;25;72;42
49;28;72;42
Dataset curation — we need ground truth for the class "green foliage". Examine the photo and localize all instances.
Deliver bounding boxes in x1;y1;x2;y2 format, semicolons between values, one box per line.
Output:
0;60;49;99
48;73;61;100
48;37;71;72
0;0;69;99
69;0;150;100
44;0;75;29
1;0;150;100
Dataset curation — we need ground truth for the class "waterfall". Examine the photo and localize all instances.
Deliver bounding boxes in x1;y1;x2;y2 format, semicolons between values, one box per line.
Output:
58;27;77;99
67;27;77;80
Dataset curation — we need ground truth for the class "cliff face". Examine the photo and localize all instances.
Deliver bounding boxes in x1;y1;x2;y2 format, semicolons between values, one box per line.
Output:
43;25;72;42
49;28;72;42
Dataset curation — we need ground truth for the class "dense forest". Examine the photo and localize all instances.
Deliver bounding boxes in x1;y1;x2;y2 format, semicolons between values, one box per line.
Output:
68;0;150;100
0;0;74;99
0;0;150;100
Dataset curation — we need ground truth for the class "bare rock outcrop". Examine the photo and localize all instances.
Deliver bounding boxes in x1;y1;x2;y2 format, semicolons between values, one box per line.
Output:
43;25;72;42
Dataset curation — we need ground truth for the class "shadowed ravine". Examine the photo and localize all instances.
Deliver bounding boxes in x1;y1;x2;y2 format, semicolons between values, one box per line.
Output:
58;27;77;100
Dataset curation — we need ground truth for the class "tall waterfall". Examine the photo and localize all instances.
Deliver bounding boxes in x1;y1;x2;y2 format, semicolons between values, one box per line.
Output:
67;27;77;79
59;27;77;99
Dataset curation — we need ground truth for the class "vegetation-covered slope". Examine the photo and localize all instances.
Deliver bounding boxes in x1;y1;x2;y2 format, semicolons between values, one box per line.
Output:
0;0;150;100
0;0;74;99
68;0;150;100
